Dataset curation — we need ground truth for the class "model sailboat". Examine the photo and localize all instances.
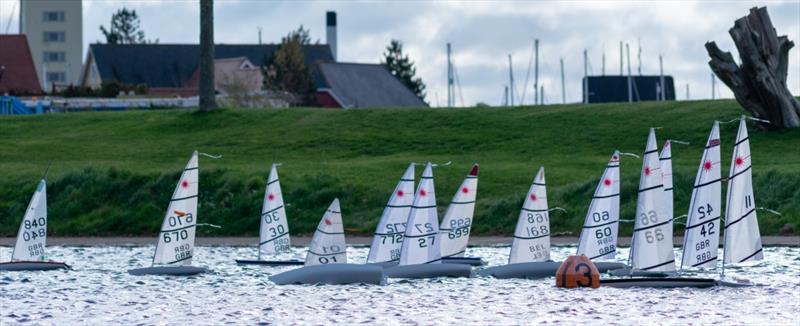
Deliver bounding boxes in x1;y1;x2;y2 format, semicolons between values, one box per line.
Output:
384;162;471;278
129;151;207;276
723;118;763;265
0;179;69;271
236;164;302;266
366;163;415;266
438;164;483;266
681;122;722;270
479;167;564;279
271;198;385;285
575;152;628;272
629;129;676;273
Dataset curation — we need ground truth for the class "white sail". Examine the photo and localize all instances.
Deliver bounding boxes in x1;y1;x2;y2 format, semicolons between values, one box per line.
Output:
305;198;346;266
576;152;621;260
152;151;199;266
399;162;441;265
723;118;763;264
681;122;722;269
258;164;291;258
11;180;48;261
367;164;415;263
508;167;550;263
660;140;676;263
630;129;675;272
439;164;479;259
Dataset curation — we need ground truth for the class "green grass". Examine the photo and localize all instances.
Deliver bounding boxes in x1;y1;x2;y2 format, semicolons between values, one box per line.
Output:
1;100;798;237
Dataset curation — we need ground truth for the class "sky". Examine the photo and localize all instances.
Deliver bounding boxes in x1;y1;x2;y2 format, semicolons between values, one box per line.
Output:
1;0;798;106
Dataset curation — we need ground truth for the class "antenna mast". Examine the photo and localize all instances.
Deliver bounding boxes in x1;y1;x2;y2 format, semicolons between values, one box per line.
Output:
619;41;623;76
602;43;606;76
711;73;716;100
637;37;642;75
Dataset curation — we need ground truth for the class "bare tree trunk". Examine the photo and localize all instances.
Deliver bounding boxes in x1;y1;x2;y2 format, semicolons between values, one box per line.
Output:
199;0;216;111
705;6;800;130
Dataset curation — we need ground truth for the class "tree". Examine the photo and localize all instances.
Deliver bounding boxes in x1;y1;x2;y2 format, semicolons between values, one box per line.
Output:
199;0;216;111
261;26;317;106
706;7;799;129
383;40;426;101
99;8;149;44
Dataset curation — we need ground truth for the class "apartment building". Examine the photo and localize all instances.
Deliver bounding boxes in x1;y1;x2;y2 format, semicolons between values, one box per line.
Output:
19;0;83;90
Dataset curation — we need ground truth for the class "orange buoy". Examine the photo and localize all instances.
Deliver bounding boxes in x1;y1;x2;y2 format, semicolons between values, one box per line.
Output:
555;255;600;288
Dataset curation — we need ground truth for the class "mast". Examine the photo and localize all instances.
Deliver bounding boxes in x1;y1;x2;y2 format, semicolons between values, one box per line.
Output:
583;49;588;104
637;37;642;76
447;43;454;107
711;73;716;100
619;41;623;76
686;83;690;100
560;57;566;104
534;39;539;106
659;55;665;101
602;43;606;76
508;54;515;107
626;43;632;103
540;86;544;105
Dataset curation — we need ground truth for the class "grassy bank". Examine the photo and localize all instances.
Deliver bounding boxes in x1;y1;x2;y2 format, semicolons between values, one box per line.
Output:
1;100;798;237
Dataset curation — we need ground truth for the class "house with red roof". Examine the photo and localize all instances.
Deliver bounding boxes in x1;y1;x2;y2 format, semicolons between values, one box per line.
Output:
0;35;43;95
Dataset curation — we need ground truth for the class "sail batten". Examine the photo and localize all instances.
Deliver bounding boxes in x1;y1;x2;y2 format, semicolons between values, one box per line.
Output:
367;164;416;263
576;152;621;261
723;118;763;264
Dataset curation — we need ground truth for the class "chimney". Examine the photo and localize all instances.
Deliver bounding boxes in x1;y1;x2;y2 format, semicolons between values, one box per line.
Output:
326;11;337;61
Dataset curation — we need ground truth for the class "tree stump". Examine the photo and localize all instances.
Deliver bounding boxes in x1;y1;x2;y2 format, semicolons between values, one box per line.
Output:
705;7;800;130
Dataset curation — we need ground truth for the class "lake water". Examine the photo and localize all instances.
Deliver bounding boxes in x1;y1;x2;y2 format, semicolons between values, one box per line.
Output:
1;245;799;325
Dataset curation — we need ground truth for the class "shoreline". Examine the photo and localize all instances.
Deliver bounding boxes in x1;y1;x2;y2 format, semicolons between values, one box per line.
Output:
1;236;797;247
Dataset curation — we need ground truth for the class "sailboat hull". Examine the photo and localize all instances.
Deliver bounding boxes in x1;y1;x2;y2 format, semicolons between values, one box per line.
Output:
128;266;208;276
270;264;385;285
479;261;628;279
384;263;472;279
441;257;485;266
601;277;717;288
235;259;304;266
478;261;561;279
0;261;70;271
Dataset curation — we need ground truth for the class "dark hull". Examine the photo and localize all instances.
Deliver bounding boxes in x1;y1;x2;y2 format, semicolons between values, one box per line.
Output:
384;263;472;279
0;261;70;271
601;277;717;288
441;256;485;266
478;261;562;279
270;264;385;285
235;259;304;266
128;266;208;276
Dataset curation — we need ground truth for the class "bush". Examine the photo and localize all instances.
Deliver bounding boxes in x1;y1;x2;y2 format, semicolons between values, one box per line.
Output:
100;81;122;98
134;83;149;95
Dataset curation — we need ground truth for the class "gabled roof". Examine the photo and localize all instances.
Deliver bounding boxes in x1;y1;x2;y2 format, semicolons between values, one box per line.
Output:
316;62;427;108
0;35;42;95
87;43;334;88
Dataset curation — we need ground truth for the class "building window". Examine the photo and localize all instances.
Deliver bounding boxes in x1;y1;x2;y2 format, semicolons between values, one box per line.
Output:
43;51;66;62
42;11;65;22
46;72;66;83
43;31;66;42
